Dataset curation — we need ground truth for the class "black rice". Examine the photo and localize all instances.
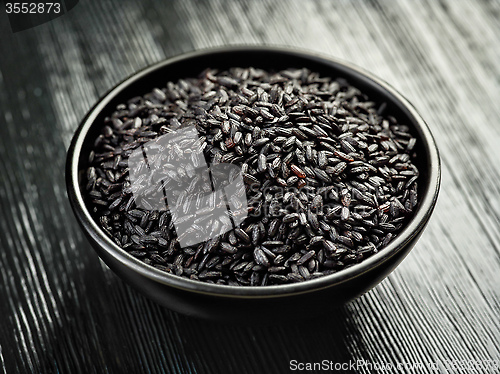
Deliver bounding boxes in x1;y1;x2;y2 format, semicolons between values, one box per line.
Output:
83;67;420;286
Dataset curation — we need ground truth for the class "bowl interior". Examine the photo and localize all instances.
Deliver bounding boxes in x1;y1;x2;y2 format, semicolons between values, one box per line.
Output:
71;47;440;297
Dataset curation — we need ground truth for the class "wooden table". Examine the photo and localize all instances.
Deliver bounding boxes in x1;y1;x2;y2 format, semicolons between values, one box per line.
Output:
1;1;499;372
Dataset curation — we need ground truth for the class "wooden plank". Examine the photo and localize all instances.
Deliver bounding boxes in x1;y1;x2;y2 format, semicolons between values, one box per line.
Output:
0;0;499;372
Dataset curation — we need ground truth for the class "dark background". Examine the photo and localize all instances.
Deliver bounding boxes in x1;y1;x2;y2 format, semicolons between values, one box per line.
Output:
1;1;499;373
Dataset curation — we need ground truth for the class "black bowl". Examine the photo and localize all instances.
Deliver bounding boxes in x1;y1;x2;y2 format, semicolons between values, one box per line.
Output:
66;46;440;322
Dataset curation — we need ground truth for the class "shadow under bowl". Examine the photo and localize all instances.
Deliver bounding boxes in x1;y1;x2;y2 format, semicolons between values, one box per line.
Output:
66;46;440;322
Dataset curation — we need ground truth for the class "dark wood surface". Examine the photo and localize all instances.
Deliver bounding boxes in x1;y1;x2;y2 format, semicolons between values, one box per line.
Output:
1;1;499;373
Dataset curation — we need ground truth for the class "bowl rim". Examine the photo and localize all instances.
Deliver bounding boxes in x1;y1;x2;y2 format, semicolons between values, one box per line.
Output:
66;45;441;298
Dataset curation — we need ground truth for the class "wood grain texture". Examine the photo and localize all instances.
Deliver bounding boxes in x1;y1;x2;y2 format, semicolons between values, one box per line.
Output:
1;0;499;372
